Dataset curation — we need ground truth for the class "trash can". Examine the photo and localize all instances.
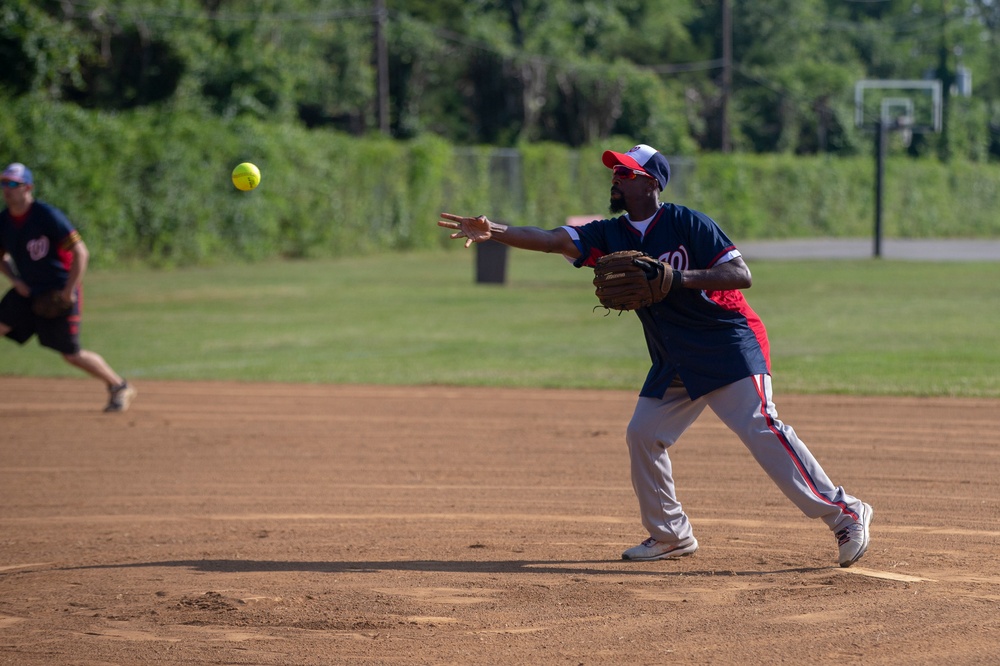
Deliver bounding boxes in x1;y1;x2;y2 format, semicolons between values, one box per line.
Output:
475;239;508;284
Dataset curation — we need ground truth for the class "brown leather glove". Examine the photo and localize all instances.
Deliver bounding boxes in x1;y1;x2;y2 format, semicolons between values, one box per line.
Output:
31;290;74;319
592;250;674;311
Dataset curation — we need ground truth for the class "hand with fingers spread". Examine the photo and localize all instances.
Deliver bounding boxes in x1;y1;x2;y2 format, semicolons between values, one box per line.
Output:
438;213;507;248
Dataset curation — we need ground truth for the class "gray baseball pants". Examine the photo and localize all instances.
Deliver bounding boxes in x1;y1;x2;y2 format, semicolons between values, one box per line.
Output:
626;373;864;545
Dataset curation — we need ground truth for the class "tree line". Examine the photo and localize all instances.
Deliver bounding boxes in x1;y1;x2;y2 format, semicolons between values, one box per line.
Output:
2;0;998;160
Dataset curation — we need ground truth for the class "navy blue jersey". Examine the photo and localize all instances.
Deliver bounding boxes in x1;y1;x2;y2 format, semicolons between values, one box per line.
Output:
564;203;770;399
0;201;80;295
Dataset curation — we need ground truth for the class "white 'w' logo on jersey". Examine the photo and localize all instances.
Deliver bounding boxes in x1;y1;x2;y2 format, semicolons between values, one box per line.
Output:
659;245;689;270
27;236;50;261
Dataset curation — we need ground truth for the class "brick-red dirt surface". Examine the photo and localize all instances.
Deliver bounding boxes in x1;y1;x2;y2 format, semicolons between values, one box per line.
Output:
1;377;998;665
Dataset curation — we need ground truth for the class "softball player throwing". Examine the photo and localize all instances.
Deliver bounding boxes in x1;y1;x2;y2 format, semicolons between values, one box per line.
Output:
439;144;872;567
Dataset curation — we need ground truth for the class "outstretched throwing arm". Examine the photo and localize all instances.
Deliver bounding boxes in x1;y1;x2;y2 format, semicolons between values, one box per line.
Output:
437;213;580;258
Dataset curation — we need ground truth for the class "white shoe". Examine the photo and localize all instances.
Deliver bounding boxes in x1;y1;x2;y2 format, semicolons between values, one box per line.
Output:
104;381;137;413
622;536;698;561
836;502;873;568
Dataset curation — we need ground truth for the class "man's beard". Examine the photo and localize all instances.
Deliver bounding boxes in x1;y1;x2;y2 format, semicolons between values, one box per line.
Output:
609;191;627;214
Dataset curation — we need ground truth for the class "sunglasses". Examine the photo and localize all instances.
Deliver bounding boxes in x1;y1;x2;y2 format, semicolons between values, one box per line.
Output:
612;165;652;180
1;180;24;189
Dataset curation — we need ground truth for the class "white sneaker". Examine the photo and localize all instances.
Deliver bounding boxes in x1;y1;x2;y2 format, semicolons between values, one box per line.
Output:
836;502;873;568
104;381;137;413
622;536;698;562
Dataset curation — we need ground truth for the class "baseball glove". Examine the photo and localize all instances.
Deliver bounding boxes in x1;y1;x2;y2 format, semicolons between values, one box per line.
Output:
592;250;674;311
31;290;74;319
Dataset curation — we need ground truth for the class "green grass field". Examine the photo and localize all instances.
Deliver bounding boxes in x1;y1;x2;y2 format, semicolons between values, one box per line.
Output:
2;249;998;397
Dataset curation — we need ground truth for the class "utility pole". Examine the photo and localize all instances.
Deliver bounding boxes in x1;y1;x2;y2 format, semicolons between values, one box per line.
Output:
374;0;390;135
720;0;732;153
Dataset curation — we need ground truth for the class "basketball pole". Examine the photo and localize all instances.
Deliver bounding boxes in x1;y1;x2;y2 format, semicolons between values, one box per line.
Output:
874;119;887;259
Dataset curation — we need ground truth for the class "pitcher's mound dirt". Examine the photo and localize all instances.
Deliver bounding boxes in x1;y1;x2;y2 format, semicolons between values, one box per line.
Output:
1;377;997;664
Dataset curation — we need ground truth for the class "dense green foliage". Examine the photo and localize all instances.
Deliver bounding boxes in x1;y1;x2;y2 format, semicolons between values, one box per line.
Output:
3;98;998;267
2;0;999;159
3;2;999;267
2;252;997;398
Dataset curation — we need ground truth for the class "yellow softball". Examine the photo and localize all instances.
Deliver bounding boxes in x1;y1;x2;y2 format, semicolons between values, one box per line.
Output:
231;162;261;191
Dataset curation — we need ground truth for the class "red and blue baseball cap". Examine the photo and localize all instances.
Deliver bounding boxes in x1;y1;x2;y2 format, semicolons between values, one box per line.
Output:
602;144;670;190
1;162;33;185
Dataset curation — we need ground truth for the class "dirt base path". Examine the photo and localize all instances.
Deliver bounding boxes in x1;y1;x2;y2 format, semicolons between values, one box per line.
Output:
1;377;997;664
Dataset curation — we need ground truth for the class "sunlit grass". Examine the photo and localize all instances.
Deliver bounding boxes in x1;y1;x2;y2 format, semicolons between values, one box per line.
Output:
2;250;998;397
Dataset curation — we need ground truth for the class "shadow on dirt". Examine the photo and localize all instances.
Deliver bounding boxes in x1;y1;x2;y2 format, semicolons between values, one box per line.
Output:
59;559;830;578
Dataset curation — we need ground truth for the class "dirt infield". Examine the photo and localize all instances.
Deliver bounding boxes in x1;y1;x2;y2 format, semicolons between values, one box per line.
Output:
1;377;998;665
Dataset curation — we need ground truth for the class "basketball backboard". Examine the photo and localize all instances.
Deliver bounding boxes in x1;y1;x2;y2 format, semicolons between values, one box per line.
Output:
854;79;942;133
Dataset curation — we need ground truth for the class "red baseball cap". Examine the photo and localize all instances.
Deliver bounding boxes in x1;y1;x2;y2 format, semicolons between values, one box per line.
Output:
602;144;670;190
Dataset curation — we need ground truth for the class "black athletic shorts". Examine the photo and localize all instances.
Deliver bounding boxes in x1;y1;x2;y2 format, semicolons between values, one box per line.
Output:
0;288;81;355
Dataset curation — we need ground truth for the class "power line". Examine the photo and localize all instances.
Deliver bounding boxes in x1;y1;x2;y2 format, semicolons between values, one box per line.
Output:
60;0;378;23
423;25;726;75
56;1;728;75
648;59;726;74
47;1;984;103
